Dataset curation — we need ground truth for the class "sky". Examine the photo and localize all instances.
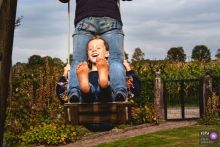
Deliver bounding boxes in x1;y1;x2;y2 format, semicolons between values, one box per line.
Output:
13;0;220;64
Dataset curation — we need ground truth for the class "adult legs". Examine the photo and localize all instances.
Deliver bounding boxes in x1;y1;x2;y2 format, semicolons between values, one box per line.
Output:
68;17;127;101
67;32;93;102
102;32;127;101
96;17;127;101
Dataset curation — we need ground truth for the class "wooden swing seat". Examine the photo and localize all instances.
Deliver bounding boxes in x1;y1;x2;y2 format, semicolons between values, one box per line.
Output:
64;101;131;125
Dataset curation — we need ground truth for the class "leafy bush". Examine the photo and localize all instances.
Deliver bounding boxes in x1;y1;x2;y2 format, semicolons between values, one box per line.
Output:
131;104;161;125
20;122;77;146
4;55;220;146
198;92;220;126
131;107;142;125
132;80;154;107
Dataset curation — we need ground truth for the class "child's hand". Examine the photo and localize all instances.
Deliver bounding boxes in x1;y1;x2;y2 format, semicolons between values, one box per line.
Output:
63;64;71;77
123;60;131;71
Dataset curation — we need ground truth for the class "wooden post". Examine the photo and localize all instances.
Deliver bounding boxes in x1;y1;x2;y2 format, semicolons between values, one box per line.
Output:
202;75;212;115
154;70;164;120
0;0;18;146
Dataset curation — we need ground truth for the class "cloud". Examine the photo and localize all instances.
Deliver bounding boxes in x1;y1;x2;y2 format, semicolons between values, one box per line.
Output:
12;47;68;65
12;0;220;64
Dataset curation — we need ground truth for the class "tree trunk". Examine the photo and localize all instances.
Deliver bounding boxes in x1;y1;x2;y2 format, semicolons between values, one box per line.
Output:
0;0;18;146
0;0;3;9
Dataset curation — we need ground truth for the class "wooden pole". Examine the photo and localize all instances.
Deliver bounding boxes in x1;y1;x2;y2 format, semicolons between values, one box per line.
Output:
67;1;70;64
0;0;18;145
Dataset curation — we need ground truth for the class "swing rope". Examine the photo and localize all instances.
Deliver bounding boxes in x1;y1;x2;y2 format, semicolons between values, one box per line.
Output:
67;1;70;64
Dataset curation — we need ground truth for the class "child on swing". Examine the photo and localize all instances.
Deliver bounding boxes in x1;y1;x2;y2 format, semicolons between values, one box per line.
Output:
56;35;141;131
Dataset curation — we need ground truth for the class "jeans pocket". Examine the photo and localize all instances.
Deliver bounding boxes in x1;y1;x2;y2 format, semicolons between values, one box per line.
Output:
76;21;83;31
105;17;122;30
76;18;91;31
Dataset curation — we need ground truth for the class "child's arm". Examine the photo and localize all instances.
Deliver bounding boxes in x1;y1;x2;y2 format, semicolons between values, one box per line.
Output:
123;60;131;71
56;64;71;104
124;60;142;97
62;63;71;79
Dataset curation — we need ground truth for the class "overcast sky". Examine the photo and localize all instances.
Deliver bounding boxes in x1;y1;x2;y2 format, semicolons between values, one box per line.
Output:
13;0;220;64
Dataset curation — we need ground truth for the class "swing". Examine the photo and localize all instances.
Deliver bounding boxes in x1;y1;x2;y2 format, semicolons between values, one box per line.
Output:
62;0;132;125
64;102;131;125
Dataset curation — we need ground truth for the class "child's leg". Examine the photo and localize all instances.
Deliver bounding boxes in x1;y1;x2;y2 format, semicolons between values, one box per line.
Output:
98;84;114;102
96;58;115;102
76;62;97;102
76;62;90;93
96;57;109;89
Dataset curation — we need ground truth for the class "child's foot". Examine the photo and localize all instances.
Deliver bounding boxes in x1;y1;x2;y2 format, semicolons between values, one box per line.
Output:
96;57;109;89
76;62;90;93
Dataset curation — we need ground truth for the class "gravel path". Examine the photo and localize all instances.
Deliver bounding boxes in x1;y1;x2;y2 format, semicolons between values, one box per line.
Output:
167;107;200;119
55;120;197;147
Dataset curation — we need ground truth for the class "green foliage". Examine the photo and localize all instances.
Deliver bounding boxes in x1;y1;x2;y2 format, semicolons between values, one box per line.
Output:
132;80;154;107
15;16;23;28
4;55;66;146
131;47;145;62
20;123;77;146
215;48;220;59
131;107;142;125
5;53;220;146
139;105;161;124
198;107;220;126
95;125;220;147
166;47;186;62
124;51;129;60
198;93;220;126
191;45;211;62
164;80;200;107
66;53;73;64
27;55;45;67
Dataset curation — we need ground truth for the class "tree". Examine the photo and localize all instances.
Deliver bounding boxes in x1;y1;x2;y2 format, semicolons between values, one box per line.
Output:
15;15;23;28
27;55;44;67
166;47;186;62
53;57;64;67
131;47;145;62
66;53;73;64
124;51;129;60
42;56;53;65
0;0;18;145
191;45;211;62
215;48;220;59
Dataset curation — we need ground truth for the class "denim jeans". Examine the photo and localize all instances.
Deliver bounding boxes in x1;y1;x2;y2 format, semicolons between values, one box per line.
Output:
67;17;127;101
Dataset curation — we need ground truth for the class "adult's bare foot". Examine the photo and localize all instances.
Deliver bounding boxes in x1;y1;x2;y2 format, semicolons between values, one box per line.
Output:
96;57;109;89
76;62;90;93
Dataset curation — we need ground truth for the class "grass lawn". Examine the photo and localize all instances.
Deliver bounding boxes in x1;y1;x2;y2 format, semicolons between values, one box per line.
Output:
94;125;220;147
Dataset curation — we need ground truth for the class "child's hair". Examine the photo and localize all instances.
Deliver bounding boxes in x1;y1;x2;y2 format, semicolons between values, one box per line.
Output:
87;35;109;51
87;35;109;69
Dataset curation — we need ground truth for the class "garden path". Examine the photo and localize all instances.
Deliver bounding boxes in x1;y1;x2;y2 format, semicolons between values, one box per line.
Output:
55;120;197;147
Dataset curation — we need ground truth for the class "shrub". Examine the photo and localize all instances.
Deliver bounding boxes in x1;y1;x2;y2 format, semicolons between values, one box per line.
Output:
20;122;77;146
198;92;220;126
131;104;161;125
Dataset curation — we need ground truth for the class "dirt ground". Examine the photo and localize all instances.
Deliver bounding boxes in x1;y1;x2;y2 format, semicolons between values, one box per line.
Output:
55;120;197;147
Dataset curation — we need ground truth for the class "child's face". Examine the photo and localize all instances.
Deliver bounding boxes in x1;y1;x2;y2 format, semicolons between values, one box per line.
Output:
87;39;109;63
